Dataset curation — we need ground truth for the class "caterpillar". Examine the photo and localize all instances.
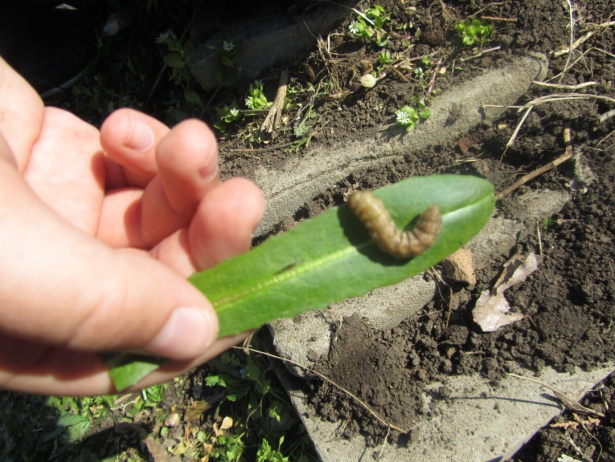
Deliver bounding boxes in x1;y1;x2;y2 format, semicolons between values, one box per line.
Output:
347;190;442;258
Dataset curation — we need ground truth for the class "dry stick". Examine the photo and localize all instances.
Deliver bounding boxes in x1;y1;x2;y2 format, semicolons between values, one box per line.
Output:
552;30;593;58
459;45;501;62
522;93;615;106
501;105;533;159
509;373;606;418
598;108;615;123
376;427;391;460
558;0;576;82
497;128;574;200
470;2;508;19
552;19;615;58
547;47;615;83
426;59;442;95
261;69;289;134
532;80;597;90
482;16;518;22
232;346;409;434
485;94;615;112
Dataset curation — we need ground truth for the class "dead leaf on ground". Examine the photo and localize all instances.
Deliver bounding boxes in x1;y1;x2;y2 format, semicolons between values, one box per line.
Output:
473;252;540;332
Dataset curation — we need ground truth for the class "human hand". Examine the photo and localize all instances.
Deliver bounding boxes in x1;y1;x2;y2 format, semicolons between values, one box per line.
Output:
0;57;265;396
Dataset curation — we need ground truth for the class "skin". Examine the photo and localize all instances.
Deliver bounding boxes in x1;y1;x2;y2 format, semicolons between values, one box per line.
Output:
0;57;265;396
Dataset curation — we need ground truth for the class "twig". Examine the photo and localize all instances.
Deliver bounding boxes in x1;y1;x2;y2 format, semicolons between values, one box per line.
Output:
536;222;543;256
596;129;615;146
547;47;615;83
459;46;501;62
558;0;576;81
501;105;533;158
427;59;442;94
261;69;289;134
232;346;409;434
552;30;593;59
487;93;615;111
551;17;615;59
375;427;391;460
509;373;606;418
520;93;615;107
497;128;574;200
532;80;597;90
551;19;615;59
598;109;615;123
482;104;523;109
470;2;508;19
481;16;518;22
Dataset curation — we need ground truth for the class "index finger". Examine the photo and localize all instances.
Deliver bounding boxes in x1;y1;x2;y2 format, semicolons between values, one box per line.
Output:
100;108;170;188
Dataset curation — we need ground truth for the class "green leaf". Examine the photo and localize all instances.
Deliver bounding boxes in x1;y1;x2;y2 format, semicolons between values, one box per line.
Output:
419;108;432;119
103;353;164;392
184;90;202;104
163;52;185;69
190;174;494;337
107;175;494;390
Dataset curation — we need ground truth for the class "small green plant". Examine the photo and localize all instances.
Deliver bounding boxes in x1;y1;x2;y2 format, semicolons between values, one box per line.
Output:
348;4;389;46
213;39;243;87
395;100;431;131
543;216;555;231
257;436;290;462
206;352;286;420
245;80;272;111
413;66;425;80
376;50;393;71
196;351;299;460
454;18;493;46
157;29;204;123
214;101;242;133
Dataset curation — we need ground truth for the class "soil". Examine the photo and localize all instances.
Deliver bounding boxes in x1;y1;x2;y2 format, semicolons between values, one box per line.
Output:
205;0;615;458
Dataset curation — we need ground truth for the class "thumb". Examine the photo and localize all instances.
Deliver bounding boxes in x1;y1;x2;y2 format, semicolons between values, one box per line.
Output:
68;249;220;361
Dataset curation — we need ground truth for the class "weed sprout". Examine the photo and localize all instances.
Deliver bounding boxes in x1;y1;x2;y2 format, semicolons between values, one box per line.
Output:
349;4;389;46
245;81;272;111
454;19;493;46
395;100;431;131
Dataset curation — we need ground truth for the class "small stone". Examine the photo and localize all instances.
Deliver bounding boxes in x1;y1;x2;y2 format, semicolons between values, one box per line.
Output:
443;248;477;285
164;412;181;428
360;74;378;88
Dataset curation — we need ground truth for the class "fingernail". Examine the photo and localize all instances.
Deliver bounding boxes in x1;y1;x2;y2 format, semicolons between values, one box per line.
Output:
125;119;154;152
198;161;219;182
147;307;218;360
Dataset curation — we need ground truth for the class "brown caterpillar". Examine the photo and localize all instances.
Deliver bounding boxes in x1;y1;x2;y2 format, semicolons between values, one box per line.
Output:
347;191;442;258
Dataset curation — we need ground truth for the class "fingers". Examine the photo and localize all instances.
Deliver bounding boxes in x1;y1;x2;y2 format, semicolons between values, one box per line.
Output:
151;178;266;275
100;109;170;187
155;119;220;216
0;155;220;363
97;118;220;248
